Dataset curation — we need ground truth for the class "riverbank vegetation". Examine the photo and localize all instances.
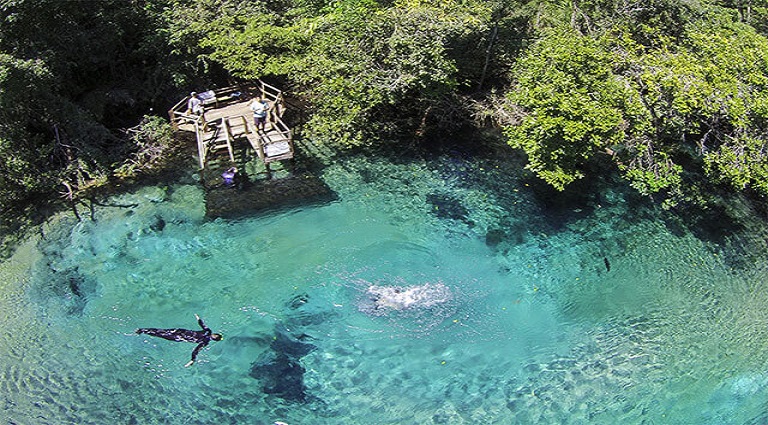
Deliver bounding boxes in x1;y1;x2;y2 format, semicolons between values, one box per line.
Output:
1;0;766;221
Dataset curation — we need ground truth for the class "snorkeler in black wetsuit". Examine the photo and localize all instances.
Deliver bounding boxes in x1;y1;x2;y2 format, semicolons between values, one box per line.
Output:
136;314;223;367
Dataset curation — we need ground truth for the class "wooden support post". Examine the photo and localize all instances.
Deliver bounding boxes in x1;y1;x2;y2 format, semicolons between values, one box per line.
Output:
195;120;206;169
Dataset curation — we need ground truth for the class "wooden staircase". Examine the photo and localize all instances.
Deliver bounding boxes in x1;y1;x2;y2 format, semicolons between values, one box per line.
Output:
168;81;295;170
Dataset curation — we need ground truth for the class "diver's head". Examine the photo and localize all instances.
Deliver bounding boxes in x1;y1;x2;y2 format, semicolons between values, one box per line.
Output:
211;333;223;341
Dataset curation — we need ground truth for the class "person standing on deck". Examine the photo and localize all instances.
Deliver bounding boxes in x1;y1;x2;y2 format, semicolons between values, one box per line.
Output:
250;96;270;131
136;314;223;367
187;92;204;116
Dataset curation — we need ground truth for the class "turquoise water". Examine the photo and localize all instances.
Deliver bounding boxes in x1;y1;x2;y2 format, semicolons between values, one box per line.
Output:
2;148;768;424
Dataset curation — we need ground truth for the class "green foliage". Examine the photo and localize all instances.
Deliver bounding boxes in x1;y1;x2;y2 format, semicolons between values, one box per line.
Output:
0;0;766;220
616;0;702;45
0;53;53;139
197;0;492;146
704;135;768;194
289;0;393;145
504;28;634;190
293;0;488;145
114;116;175;179
621;148;683;195
505;14;768;203
0;54;58;205
0;0;184;214
634;20;768;197
1;0;157;100
202;13;309;78
636;22;768;133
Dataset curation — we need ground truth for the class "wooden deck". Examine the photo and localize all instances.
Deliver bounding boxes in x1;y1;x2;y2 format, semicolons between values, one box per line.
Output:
168;82;295;169
164;82;333;219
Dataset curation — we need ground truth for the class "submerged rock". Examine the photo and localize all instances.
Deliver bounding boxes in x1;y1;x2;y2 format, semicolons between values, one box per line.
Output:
149;215;166;232
272;325;316;358
426;193;472;225
485;228;506;248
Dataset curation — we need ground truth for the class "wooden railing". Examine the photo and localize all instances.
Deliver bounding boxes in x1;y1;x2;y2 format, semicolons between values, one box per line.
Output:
168;80;285;130
254;115;294;163
191;117;235;169
169;80;294;169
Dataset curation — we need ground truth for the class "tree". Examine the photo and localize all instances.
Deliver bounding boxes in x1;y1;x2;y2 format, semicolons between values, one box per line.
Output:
198;0;494;146
687;22;768;195
0;54;57;206
0;0;210;213
504;28;640;190
504;14;768;205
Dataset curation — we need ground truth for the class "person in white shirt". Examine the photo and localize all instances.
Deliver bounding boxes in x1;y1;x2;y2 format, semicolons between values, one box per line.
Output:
250;97;270;131
187;92;204;115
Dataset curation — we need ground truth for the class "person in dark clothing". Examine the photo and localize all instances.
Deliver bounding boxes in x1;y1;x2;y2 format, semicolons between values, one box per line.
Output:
136;314;223;367
221;166;238;187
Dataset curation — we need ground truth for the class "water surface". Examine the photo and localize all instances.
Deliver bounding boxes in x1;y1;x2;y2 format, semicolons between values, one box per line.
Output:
2;148;768;424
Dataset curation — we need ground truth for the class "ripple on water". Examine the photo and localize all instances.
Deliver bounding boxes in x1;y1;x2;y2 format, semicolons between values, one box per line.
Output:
2;152;768;424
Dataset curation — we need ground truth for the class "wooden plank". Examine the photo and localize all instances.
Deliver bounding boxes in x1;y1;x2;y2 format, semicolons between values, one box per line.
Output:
173;80;295;168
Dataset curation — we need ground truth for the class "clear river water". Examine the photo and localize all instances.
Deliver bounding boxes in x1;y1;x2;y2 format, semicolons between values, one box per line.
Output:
2;141;768;424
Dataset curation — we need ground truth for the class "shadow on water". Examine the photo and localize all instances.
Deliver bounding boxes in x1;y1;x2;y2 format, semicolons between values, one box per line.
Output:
522;169;659;235
661;193;768;270
28;221;100;317
662;202;742;241
33;268;96;316
249;293;333;404
418;128;658;238
426;193;474;227
249;324;317;402
198;133;339;220
203;170;337;220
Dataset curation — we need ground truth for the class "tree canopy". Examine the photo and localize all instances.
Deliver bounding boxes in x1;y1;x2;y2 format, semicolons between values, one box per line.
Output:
0;0;766;218
504;14;768;205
